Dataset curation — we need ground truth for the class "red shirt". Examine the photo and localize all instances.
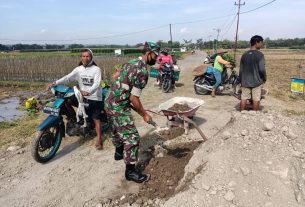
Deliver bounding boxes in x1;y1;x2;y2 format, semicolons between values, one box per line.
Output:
158;55;173;65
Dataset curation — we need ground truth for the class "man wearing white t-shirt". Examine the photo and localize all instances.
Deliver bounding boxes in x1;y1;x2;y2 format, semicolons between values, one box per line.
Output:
48;48;104;150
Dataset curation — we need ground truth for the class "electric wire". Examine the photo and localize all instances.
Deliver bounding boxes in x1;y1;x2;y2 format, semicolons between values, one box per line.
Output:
0;0;278;43
241;0;277;14
220;14;238;40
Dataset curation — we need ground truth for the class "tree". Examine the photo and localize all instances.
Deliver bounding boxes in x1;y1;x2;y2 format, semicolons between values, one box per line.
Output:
196;38;204;50
45;44;65;50
183;39;193;50
0;44;10;51
68;44;84;49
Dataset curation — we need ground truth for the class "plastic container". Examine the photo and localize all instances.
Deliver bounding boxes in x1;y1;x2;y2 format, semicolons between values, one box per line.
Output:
150;67;180;81
150;68;159;78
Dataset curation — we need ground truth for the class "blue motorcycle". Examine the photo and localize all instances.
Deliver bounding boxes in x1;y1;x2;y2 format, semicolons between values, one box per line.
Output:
31;85;109;163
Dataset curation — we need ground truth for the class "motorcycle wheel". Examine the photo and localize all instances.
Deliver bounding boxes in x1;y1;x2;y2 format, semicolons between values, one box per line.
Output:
162;78;172;93
31;126;62;163
194;78;211;95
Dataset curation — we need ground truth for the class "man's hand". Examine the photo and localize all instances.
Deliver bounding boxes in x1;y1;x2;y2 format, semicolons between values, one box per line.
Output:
81;91;89;96
46;82;55;90
225;63;233;69
143;113;152;123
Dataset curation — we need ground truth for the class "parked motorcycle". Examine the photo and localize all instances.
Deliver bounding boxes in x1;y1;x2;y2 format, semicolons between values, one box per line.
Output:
159;62;175;93
193;65;240;96
31;85;109;163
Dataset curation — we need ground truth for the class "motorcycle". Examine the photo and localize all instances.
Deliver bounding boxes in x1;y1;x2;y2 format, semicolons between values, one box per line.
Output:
193;65;240;96
203;53;217;64
159;62;175;93
31;85;109;163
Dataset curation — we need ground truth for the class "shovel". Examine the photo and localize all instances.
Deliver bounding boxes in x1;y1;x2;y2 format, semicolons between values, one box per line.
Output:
148;120;169;134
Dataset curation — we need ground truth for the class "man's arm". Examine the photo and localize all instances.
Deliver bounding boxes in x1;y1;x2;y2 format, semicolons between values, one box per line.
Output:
239;58;243;86
47;67;78;89
217;56;230;65
130;94;151;123
258;56;266;82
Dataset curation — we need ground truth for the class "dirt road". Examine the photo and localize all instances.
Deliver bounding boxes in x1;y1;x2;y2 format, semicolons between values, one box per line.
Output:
1;51;304;207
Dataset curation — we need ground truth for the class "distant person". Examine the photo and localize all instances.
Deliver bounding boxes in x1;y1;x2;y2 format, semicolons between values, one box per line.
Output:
239;35;266;111
47;48;104;150
157;48;175;88
105;42;160;183
211;49;231;97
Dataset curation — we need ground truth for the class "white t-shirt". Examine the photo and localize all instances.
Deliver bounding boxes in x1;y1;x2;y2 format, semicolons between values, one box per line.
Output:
55;64;103;101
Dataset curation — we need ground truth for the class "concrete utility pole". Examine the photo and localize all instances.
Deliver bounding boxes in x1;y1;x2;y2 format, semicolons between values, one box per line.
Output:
169;24;173;50
234;0;245;61
213;28;221;52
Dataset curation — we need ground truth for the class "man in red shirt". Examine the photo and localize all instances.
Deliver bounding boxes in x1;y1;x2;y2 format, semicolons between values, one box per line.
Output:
157;48;175;87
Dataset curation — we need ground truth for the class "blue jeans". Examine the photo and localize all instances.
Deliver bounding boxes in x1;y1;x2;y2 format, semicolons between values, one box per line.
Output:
212;68;222;89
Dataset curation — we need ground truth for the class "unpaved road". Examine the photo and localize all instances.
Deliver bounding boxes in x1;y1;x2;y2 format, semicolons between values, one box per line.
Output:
1;51;305;207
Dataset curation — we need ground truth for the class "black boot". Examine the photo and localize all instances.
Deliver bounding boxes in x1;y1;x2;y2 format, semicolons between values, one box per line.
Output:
114;145;124;161
125;164;149;183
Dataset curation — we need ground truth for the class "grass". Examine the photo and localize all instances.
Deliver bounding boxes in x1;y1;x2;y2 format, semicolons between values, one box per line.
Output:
0;80;46;87
0;113;43;148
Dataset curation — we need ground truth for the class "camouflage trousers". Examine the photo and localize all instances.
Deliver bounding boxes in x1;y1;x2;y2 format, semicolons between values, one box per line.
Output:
108;113;140;164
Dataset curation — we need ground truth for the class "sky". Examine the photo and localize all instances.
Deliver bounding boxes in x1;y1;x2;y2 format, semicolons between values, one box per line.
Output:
0;0;304;45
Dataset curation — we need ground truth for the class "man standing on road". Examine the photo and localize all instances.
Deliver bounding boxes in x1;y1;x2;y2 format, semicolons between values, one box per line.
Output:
239;35;266;111
105;42;160;183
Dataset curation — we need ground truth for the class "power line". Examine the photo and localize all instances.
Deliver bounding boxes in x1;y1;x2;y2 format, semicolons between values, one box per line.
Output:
0;0;278;43
0;24;169;42
220;14;238;40
241;0;277;14
172;13;236;26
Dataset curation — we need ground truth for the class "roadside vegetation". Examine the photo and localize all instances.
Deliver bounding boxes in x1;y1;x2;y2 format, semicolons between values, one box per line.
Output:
0;48;304;149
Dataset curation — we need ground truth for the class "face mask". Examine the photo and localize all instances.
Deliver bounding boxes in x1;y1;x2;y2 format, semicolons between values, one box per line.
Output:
147;53;157;65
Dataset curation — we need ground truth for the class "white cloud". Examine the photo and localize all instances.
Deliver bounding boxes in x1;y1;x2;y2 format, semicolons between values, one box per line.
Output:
40;29;46;33
179;27;189;33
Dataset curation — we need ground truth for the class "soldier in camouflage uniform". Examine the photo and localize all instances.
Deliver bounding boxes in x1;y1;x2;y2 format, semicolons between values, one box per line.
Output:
105;42;160;183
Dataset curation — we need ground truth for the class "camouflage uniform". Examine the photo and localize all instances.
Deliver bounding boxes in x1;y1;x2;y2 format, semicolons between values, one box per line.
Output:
105;57;149;164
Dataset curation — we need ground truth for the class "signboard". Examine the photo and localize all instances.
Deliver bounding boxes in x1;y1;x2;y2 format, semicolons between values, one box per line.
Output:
114;49;122;56
291;78;305;94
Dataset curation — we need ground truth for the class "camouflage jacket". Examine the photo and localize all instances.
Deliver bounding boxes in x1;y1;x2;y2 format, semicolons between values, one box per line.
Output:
105;57;148;115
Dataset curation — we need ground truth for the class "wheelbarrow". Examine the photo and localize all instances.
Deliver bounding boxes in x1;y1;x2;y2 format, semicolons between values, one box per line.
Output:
148;97;207;142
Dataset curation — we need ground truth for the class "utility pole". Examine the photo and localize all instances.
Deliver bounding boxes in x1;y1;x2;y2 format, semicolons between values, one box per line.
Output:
169;24;173;50
213;28;221;52
234;0;245;61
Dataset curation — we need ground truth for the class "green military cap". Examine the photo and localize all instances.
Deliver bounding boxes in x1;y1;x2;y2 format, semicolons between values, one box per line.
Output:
144;42;160;55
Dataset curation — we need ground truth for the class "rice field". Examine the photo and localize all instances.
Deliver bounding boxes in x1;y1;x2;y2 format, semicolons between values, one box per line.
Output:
1;49;305;101
0;52;131;82
234;49;305;101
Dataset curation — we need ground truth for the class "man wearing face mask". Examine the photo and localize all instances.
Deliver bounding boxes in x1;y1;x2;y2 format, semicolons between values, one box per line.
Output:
105;41;160;183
